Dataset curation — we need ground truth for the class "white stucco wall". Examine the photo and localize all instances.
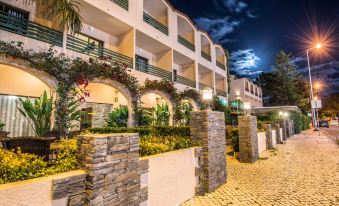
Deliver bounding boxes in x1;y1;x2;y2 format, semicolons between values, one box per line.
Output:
141;147;198;206
272;130;277;147
257;132;267;154
0;170;85;206
280;128;283;142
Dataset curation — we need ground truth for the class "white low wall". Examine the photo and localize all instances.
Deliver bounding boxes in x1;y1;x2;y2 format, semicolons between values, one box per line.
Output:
272;130;277;147
257;132;267;154
0;170;85;206
141;147;199;206
280;128;283;142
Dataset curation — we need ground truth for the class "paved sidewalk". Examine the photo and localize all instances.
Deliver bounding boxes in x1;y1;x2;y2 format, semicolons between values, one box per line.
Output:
183;130;339;206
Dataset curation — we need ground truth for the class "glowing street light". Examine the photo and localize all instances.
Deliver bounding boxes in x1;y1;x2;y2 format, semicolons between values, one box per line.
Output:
306;42;323;131
201;87;213;110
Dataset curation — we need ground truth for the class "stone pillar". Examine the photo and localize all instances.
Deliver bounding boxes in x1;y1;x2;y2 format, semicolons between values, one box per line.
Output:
190;111;227;194
77;133;141;206
264;124;274;150
238;115;259;163
274;123;282;144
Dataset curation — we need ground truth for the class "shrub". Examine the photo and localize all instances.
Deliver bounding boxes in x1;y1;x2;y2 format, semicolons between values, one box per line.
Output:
0;122;5;130
153;104;170;126
301;114;311;130
136;109;153;126
139;135;196;157
290;112;303;134
106;105;129;127
0;139;78;184
88;126;190;137
226;126;239;152
0;149;47;184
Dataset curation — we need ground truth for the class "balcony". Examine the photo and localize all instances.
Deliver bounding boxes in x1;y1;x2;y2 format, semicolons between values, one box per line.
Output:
135;58;172;81
111;0;129;10
201;51;211;62
143;12;168;35
199;82;213;90
174;74;196;88
178;35;195;51
217;89;227;97
217;61;225;70
66;35;133;68
0;11;63;47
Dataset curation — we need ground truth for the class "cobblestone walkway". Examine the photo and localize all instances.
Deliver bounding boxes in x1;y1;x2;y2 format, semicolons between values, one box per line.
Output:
183;130;339;206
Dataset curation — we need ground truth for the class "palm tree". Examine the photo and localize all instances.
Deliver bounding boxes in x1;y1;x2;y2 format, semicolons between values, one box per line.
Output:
24;0;82;34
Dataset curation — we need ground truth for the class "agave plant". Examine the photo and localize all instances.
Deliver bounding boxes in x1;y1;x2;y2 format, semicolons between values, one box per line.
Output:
153;103;170;126
106;105;129;127
17;91;53;137
23;0;82;34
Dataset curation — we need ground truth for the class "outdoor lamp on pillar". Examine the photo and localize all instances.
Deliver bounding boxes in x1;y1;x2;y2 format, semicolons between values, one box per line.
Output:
201;87;213;110
243;101;251;116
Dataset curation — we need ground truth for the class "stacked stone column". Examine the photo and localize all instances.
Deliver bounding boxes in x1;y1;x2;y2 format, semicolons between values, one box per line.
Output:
263;124;274;150
274;123;282;144
77;133;141;206
280;120;287;140
238;115;259;163
190;111;227;194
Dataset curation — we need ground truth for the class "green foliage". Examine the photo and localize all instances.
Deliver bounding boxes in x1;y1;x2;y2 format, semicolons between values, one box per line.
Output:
106;105;129;127
255;51;310;114
290;112;303;134
255;112;279;124
153;104;170;126
302;114;311;130
25;0;82;34
136;109;153;127
320;94;339;119
0;122;5;130
226;126;239;152
139;135;196;157
175;101;193;126
0;138;77;184
17;91;53;137
212;96;232;125
88;126;190;138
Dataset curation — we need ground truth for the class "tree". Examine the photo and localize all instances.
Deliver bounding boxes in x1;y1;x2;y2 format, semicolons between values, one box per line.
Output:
24;0;82;34
319;94;339;119
255;51;310;114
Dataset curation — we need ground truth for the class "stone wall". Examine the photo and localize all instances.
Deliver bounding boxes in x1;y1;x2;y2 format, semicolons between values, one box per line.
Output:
280;120;287;140
274;123;282;144
77;133;141;206
190;111;227;194
138;159;149;206
238;115;259;163
80;102;113;128
0;170;85;206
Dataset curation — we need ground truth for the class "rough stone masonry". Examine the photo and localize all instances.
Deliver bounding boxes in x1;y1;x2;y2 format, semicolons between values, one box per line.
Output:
190;111;227;194
77;133;142;206
238;115;259;163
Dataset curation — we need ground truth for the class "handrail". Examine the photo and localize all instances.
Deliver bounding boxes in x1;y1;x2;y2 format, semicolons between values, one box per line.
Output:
67;35;133;68
0;11;63;47
177;35;195;51
216;89;227;97
143;12;168;35
174;74;196;88
199;82;213;90
216;61;225;70
111;0;129;10
201;51;211;62
135;60;172;81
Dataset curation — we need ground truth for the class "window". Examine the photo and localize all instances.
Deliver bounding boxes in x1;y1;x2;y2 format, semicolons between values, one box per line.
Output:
76;33;104;57
0;2;29;34
135;55;149;72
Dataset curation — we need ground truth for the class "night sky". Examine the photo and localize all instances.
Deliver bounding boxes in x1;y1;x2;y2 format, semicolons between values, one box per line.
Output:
169;0;339;96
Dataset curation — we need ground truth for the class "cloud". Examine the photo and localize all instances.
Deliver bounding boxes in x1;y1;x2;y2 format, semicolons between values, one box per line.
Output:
194;17;241;42
222;0;248;13
246;11;257;18
230;49;261;77
290;56;306;64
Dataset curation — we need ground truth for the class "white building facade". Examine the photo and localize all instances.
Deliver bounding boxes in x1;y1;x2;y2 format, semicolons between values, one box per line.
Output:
229;75;263;108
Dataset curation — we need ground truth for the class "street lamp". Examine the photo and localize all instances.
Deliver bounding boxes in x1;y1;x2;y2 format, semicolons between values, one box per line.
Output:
243;102;251;116
306;43;322;131
201;87;213;110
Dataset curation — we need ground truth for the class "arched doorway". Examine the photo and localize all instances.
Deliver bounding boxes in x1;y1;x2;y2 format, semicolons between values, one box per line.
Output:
0;63;56;137
139;91;174;126
78;79;134;128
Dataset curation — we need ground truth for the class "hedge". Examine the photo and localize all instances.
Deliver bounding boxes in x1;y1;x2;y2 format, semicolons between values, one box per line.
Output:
88;126;190;137
225;126;239;152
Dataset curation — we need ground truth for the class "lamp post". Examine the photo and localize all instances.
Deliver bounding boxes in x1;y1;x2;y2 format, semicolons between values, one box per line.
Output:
236;96;241;113
243;102;251;116
306;43;322;131
201;87;213;110
279;111;288;139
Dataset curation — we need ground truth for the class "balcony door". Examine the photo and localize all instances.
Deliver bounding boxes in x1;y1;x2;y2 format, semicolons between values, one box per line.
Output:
136;55;149;73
